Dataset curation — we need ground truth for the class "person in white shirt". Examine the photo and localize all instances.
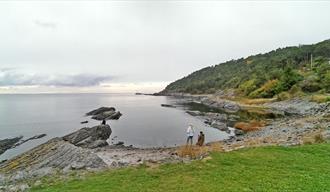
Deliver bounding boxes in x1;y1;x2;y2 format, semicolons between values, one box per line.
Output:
186;124;194;146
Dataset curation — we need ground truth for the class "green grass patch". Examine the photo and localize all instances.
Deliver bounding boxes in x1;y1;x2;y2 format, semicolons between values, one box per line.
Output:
31;143;330;192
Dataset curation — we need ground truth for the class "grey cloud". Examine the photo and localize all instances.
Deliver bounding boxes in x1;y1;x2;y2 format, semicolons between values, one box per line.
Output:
0;68;113;87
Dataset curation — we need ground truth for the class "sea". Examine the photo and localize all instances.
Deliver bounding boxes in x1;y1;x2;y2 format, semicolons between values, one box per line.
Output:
0;93;231;160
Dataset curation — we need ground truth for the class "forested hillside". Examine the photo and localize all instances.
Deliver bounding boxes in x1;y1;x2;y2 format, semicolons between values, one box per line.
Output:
161;39;330;98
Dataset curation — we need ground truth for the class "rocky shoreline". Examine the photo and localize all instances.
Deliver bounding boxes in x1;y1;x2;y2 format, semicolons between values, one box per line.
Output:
1;99;330;191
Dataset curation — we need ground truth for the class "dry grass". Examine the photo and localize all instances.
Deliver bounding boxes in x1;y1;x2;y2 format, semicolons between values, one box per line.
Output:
309;94;330;103
176;142;224;159
238;98;276;105
234;120;266;132
303;131;326;145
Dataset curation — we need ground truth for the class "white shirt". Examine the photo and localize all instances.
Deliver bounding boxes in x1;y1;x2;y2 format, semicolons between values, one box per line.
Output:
186;125;194;137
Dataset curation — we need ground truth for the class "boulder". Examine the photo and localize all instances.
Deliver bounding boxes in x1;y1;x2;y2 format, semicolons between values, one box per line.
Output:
86;107;122;120
210;122;228;132
234;129;244;136
62;125;111;149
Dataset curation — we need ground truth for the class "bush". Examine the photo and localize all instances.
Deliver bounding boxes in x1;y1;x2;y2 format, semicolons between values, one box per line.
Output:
280;67;303;91
300;75;321;92
238;79;257;96
277;92;291;101
249;79;281;98
322;71;330;92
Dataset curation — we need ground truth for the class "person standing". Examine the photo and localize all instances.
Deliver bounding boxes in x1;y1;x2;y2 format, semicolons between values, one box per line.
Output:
186;124;194;146
196;131;205;146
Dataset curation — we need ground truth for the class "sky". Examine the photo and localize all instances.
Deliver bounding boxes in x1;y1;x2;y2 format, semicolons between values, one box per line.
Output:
1;1;330;93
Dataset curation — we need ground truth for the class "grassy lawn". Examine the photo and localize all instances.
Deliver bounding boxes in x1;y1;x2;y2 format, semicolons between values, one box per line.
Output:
31;143;330;192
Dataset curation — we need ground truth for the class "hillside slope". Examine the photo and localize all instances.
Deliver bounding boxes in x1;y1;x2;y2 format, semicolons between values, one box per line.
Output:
161;39;330;98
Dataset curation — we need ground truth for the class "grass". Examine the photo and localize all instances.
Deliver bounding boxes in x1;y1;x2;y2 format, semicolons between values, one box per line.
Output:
30;143;330;192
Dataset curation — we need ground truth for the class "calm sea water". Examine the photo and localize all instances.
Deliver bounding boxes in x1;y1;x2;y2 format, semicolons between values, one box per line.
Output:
0;94;231;160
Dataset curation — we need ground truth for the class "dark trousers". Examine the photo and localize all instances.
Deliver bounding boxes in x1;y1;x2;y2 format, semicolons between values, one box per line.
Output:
186;136;193;145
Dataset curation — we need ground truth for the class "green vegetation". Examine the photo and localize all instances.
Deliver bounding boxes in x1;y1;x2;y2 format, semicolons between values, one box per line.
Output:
162;39;330;98
32;143;330;192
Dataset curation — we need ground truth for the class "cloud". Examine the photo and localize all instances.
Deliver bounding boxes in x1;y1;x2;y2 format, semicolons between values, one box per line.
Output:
34;20;57;29
0;68;113;87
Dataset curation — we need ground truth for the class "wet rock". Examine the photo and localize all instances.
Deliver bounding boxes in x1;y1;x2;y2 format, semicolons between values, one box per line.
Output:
62;125;111;149
186;111;203;116
210;122;228;132
0;136;23;155
234;129;244;136
161;104;176;108
86;107;122;120
115;141;124;146
86;107;115;116
14;134;47;147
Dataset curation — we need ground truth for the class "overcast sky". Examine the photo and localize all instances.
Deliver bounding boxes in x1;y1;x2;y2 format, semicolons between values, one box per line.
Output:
1;1;330;93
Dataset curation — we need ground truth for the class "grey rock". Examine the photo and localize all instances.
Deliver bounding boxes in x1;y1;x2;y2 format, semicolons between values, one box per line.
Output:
234;129;244;136
89;140;108;149
62;125;111;148
70;162;86;170
86;107;115;116
205;112;227;122
0;138;107;180
86;107;122;120
186;111;203;116
200;97;240;113
211;122;228;132
13;134;47;148
0;136;23;155
161;104;176;108
30;167;54;178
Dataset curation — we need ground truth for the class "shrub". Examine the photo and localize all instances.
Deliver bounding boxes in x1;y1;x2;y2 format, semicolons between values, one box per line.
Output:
280;67;303;91
322;71;330;92
249;79;281;98
238;79;257;96
277;92;291;101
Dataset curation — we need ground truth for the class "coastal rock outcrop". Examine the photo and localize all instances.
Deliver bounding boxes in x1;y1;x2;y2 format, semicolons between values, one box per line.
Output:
264;99;320;116
86;107;122;120
0;138;107;176
200;97;240;113
62;125;111;149
0;136;23;155
0;124;112;185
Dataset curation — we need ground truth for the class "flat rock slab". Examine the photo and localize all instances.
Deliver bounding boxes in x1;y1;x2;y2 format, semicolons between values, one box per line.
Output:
96;146;180;168
0;138;107;176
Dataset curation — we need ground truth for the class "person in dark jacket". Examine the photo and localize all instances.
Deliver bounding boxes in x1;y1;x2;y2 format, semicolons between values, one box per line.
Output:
196;131;205;146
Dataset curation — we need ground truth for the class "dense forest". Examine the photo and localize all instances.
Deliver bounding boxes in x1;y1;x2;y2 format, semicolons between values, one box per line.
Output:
161;39;330;98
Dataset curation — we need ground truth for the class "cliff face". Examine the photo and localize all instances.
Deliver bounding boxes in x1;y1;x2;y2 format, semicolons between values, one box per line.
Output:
161;39;330;97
